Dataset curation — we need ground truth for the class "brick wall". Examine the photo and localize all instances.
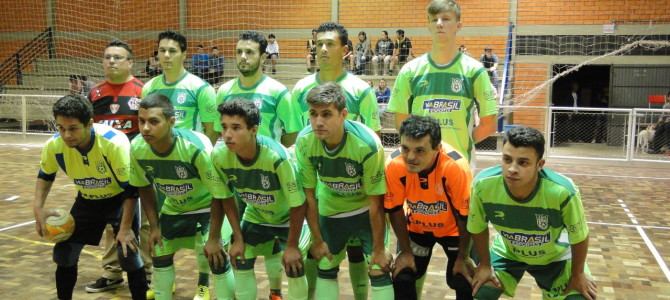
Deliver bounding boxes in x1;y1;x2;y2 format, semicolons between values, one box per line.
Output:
510;63;550;130
517;0;670;25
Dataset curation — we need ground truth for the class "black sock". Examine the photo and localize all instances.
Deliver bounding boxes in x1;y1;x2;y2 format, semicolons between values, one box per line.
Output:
127;268;148;300
56;265;77;300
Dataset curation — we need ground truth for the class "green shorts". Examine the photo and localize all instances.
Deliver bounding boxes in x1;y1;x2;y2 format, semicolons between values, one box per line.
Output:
476;251;591;300
154;212;210;257
318;211;374;270
239;221;289;259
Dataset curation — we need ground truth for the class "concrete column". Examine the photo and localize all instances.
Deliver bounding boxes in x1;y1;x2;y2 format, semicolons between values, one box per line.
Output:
331;0;339;22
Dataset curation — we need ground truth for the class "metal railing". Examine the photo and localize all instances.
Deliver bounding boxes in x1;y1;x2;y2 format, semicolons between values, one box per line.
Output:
0;27;55;86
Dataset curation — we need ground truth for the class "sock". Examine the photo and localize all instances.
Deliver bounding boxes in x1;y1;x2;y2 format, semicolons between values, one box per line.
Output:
315;277;339;300
233;269;257;300
265;252;284;293
195;243;211;287
213;268;235;300
153;265;175;300
56;265;77;300
197;272;209;287
370;274;395;300
126;268;148;300
348;260;369;300
303;258;317;300
287;275;309;300
415;273;427;300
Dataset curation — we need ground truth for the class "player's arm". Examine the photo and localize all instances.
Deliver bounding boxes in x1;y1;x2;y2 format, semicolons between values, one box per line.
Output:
364;146;391;273
384;163;415;277
117;195;140;257
33;142;59;237
197;84;221;145
277;89;301;147
387;67;412;131
562;189;596;299
473;68;499;143
468;182;500;295
473;115;496;143
203;122;219;145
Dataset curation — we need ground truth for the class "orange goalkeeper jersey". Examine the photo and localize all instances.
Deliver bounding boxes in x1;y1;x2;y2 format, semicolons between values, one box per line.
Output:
384;143;472;237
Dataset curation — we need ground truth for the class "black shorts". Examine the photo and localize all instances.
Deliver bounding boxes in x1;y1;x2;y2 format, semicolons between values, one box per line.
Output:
67;193;140;245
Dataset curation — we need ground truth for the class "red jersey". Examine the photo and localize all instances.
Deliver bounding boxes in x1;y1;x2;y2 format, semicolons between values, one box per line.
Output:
88;77;143;139
384;143;472;237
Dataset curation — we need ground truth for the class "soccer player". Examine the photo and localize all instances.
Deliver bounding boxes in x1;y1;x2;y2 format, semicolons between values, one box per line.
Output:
33;95;147;300
208;99;308;300
86;39;153;295
142;30;219;145
385;115;475;300
468;126;597;300
295;83;393;300
387;0;498;163
217;30;301;147
130;94;241;300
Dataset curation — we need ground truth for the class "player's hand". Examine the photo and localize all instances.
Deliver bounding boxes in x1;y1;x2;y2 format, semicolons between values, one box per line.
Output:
34;208;59;237
228;239;245;269
392;251;416;278
282;246;304;277
452;256;476;283
370;249;392;274
309;240;333;262
204;238;225;270
147;227;163;256
471;264;501;297
564;272;597;300
116;228;138;257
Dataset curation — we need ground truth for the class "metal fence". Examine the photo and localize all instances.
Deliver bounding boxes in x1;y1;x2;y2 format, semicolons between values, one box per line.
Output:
0;94;59;134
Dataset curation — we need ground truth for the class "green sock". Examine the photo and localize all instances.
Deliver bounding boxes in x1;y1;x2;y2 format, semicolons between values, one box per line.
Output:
195;244;211;286
153;265;175;300
213;268;235;300
265;252;284;292
315;277;339;300
348;260;369;300
234;269;257;300
303;258;317;300
370;274;394;300
288;275;309;300
415;273;427;300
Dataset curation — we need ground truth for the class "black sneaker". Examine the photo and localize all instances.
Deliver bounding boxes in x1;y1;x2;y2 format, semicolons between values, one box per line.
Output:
85;277;124;293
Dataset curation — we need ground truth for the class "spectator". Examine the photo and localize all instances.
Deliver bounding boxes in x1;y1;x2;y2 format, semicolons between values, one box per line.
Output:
192;44;210;80
145;50;161;77
376;79;390;104
648;116;670;154
265;33;279;75
343;38;355;71
306;29;317;73
372;30;394;76
354;31;372;75
69;74;95;97
208;46;224;85
480;46;499;89
663;90;670;110
458;44;469;56
390;29;413;74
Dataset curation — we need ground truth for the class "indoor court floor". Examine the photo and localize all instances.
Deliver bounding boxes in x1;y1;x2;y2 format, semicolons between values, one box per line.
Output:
0;133;669;299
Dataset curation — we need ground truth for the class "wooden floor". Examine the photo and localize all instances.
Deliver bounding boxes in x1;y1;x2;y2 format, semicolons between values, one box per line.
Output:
0;133;669;299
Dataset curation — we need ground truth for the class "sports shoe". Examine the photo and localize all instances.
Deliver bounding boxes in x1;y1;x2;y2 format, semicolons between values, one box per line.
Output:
269;291;283;300
193;285;210;300
85;277;124;293
146;282;175;300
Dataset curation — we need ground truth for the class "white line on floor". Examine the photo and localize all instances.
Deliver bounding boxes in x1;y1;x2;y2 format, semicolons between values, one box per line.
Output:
4;195;19;201
0;220;35;232
563;173;670;180
588;221;670;230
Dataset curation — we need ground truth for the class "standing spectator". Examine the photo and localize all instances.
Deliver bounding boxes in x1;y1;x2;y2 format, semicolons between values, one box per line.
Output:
192;44;210;80
372;31;394;76
306;29;318;73
69;75;95;98
480;46;499;89
663;90;670;110
375;79;390;104
145;51;161;77
208;46;225;85
265;33;280;75
354;31;372;75
390;29;413;75
343;38;355;72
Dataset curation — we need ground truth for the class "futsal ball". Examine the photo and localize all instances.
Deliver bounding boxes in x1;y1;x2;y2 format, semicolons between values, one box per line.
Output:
44;209;75;243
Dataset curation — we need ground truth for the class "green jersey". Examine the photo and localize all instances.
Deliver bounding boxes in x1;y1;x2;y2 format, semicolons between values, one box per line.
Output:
38;124;131;200
387;53;498;161
129;128;232;215
291;72;381;132
215;75;302;141
142;72;218;132
212;135;304;226
295;120;386;217
467;166;589;265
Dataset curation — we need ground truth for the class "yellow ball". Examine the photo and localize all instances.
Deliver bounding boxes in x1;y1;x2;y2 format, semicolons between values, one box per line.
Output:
44;209;75;243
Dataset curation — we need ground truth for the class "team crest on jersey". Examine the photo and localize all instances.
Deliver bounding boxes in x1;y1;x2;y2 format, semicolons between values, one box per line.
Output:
96;161;107;174
177;93;187;104
536;214;549;230
175;165;188;179
128;97;140;110
345;162;357;177
110;103;120;114
261;174;270;189
451;78;463;93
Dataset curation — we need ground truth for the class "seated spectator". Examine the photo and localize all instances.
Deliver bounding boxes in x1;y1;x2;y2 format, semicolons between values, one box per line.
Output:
376;79;390;104
208;46;224;85
664;90;670;110
306;29;317;73
480;46;499;89
372;30;394;76
145;50;162;77
648;116;670;154
390;29;413;74
343;38;354;71
458;44;470;56
354;31;372;75
265;33;279;75
192;44;209;80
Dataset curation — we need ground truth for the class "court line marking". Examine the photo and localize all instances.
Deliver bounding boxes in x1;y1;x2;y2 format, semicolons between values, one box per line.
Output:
588;221;670;230
617;199;670;282
0;232;102;259
0;220;35;232
563;173;670;180
4;195;19;201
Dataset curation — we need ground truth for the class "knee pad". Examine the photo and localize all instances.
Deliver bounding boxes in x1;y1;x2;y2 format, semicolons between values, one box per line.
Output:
53;242;84;267
116;244;144;272
152;255;174;268
346;245;365;263
317;267;339;280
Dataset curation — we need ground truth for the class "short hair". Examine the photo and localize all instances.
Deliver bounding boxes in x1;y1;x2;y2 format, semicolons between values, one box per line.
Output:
239;31;268;54
382;30;388;36
306;82;346;111
68;74;80;81
139;93;175;119
268;33;276;39
316;22;348;47
503;126;546;159
396;29;405;36
427;0;462;21
197;44;204;48
212;46;218;50
52;95;93;125
399;115;441;149
105;39;133;59
217;99;261;128
158;30;187;52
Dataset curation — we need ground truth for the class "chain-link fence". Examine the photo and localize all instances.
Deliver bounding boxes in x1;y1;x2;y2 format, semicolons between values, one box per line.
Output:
0;94;59;134
631;108;670;162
